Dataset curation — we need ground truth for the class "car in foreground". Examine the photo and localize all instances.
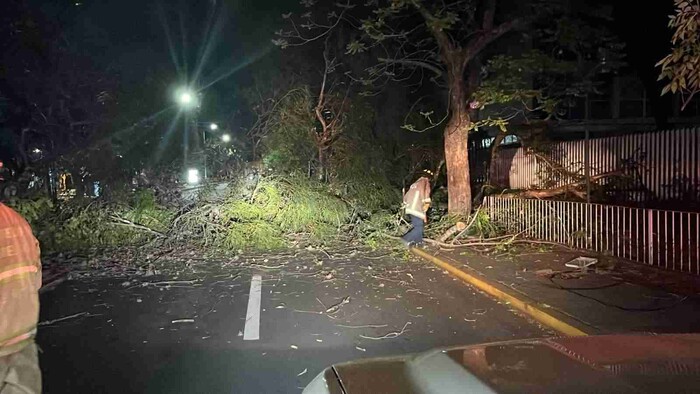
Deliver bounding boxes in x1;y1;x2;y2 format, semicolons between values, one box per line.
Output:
304;334;700;393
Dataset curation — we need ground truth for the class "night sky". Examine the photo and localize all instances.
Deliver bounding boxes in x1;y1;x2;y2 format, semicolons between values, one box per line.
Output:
34;0;675;119
36;0;291;121
0;0;682;165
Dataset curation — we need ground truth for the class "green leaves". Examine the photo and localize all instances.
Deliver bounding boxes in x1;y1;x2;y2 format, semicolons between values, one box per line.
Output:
271;38;289;49
657;0;700;107
470;117;510;132
426;11;459;31
473;50;576;112
345;40;368;55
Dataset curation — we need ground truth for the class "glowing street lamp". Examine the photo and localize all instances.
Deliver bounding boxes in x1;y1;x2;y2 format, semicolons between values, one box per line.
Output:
179;92;193;105
176;88;197;109
221;133;231;143
209;123;219;131
187;168;200;185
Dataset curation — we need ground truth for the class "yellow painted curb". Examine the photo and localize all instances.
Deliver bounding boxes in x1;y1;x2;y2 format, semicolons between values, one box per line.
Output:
411;247;589;337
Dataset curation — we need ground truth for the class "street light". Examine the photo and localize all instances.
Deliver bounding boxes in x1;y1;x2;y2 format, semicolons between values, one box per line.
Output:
221;133;231;143
199;122;222;180
187;168;200;185
179;92;193;105
176;87;198;110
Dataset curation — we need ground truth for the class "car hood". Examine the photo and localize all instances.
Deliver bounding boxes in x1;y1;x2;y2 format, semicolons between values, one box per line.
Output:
304;334;700;394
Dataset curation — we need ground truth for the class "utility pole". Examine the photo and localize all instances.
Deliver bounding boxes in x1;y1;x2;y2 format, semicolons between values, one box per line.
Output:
202;126;207;180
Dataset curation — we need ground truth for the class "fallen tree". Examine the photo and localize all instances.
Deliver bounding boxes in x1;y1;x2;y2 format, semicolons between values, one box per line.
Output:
519;170;623;200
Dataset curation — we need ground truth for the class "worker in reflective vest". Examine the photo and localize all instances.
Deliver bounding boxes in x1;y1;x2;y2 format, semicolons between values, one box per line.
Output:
401;172;432;247
0;203;42;393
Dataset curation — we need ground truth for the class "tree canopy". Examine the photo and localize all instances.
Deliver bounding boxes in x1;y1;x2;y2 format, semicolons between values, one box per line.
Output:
275;0;624;213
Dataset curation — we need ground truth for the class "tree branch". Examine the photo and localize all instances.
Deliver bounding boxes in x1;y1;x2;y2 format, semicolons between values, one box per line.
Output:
482;0;496;31
315;37;332;136
110;216;165;237
411;1;455;57
377;57;443;78
465;18;522;66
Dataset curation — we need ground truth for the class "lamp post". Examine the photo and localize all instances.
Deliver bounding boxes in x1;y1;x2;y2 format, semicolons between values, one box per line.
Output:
174;88;228;182
176;87;199;170
176;87;207;182
200;123;219;180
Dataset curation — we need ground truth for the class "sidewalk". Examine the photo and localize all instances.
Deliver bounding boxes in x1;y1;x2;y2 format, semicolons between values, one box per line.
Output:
417;245;700;335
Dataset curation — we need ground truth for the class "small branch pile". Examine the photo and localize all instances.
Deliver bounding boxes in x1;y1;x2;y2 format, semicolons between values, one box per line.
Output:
427;206;556;250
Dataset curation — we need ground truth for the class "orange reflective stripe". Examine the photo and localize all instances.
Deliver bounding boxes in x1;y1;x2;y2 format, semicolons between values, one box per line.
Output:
0;272;35;285
0;332;33;348
0;265;38;281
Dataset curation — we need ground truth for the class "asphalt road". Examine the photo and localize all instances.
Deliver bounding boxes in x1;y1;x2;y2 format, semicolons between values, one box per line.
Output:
37;249;551;393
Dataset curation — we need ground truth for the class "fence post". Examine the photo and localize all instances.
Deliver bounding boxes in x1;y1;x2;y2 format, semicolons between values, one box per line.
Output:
585;128;591;204
647;209;654;266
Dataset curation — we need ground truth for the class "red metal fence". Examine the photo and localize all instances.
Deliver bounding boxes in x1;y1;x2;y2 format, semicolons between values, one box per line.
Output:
484;196;700;274
477;127;700;206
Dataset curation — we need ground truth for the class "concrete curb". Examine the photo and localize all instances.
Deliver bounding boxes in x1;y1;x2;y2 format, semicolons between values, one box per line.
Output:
411;247;589;337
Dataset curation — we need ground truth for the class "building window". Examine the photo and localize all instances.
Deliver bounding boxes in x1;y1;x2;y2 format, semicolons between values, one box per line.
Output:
502;135;519;145
619;76;647;118
480;135;519;149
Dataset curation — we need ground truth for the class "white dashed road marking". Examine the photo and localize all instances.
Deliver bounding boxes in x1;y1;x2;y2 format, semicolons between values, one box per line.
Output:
243;274;262;340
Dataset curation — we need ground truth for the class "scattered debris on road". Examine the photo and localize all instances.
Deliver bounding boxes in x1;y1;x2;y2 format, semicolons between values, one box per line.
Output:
325;296;351;314
39;312;89;326
359;322;412;340
336;323;388;329
565;256;598;271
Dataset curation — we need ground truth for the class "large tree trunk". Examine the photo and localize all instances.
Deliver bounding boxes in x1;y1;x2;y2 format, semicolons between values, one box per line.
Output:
317;146;327;182
444;70;472;214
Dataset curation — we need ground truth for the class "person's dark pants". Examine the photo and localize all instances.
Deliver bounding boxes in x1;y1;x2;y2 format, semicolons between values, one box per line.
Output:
401;214;424;245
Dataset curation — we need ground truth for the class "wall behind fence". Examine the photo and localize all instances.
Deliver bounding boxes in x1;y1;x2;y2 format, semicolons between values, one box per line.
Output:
482;127;700;206
484;196;700;275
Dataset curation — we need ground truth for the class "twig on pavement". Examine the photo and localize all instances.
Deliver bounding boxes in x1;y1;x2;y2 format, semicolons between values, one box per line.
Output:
39;312;89;326
370;274;406;284
171;319;195;323
292;309;324;315
149;280;199;286
247;263;288;269
364;254;391;260
336;323;388;329
325;296;350;314
359;322;411;340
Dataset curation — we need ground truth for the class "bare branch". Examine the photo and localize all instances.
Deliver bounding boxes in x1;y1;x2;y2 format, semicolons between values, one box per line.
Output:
466;18;522;65
482;0;496;31
378;57;443;78
411;1;455;58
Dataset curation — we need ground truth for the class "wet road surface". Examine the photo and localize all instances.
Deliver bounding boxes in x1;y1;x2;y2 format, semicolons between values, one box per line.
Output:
37;249;551;393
